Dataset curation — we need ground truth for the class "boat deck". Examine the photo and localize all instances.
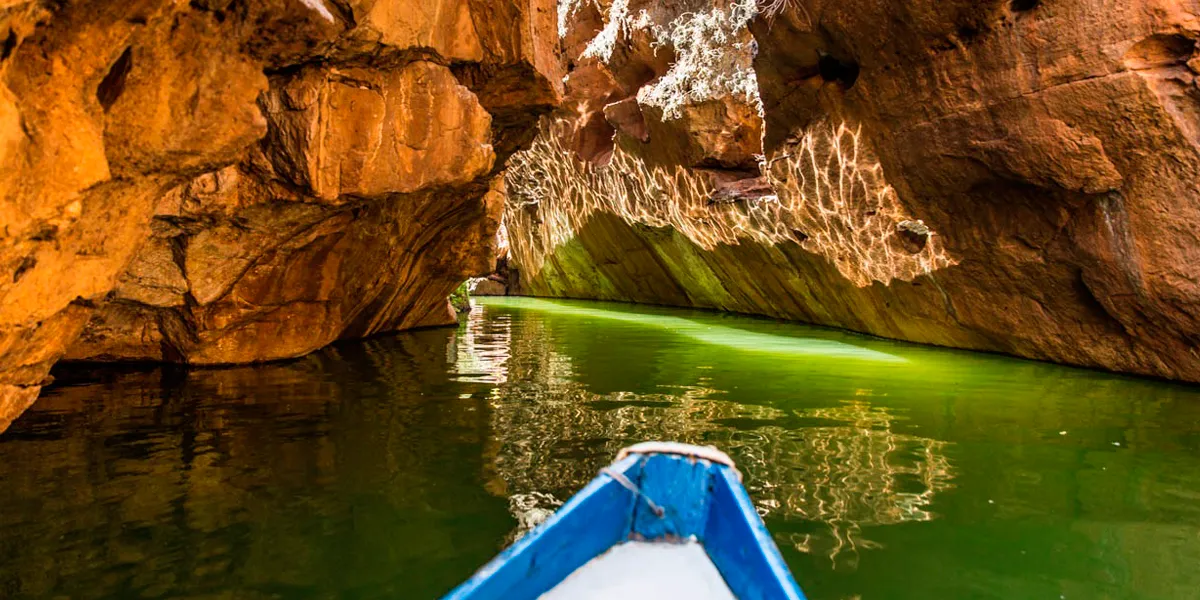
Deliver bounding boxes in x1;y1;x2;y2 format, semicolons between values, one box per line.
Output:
541;540;737;600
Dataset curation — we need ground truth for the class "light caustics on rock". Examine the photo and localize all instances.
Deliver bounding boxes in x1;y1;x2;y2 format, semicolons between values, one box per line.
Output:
504;121;957;288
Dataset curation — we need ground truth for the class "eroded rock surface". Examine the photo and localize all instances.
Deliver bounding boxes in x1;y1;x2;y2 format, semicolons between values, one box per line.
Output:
5;0;1200;434
0;0;560;431
506;0;1200;382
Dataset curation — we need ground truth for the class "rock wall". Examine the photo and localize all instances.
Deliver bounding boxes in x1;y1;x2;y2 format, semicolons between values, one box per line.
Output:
3;0;1199;436
507;0;1200;382
0;0;561;431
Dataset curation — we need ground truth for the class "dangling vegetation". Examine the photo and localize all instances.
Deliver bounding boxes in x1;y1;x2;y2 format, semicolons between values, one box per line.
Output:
450;280;472;314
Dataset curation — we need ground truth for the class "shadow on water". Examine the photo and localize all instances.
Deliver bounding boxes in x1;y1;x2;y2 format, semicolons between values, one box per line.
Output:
0;297;1198;599
0;329;511;599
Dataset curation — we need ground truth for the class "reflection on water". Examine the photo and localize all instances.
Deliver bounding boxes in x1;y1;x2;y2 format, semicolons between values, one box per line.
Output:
464;303;950;570
506;491;563;543
0;332;506;600
0;297;1199;599
753;402;954;569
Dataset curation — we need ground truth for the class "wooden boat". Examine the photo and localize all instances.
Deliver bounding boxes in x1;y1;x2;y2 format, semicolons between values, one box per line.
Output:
444;442;807;600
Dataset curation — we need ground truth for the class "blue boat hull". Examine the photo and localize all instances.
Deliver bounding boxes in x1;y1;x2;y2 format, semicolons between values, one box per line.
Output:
444;443;806;600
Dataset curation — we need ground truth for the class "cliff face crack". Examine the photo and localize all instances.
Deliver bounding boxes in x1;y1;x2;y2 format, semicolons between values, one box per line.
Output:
1;29;16;62
1075;271;1135;338
882;70;1123;142
1096;192;1147;299
97;47;133;112
12;256;35;283
818;53;859;89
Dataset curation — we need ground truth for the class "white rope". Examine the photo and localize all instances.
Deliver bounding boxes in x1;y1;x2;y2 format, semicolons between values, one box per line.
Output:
601;467;665;518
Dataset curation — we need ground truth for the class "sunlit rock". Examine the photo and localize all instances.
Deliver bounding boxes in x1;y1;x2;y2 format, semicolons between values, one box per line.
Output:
0;0;561;431
260;62;495;201
503;0;1200;384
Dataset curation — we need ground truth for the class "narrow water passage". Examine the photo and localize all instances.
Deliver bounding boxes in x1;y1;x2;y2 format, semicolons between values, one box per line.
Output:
2;297;1200;599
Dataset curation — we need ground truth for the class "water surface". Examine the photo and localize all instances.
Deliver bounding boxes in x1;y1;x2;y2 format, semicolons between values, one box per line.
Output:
2;297;1199;599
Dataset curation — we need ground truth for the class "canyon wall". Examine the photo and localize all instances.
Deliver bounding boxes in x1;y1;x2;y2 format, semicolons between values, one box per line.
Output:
3;0;1199;435
0;0;561;431
506;0;1200;382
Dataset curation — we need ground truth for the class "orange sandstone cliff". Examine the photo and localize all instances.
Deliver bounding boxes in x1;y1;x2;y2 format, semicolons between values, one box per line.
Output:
4;0;1200;434
505;0;1200;383
0;0;561;431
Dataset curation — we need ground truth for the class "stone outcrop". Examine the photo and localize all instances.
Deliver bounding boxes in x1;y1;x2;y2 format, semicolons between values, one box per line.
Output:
0;0;561;431
505;0;1200;382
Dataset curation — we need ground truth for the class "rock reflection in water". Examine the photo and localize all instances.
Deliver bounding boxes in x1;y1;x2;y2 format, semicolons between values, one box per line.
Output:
506;492;563;543
3;298;1200;600
729;402;953;569
461;306;953;568
0;328;509;599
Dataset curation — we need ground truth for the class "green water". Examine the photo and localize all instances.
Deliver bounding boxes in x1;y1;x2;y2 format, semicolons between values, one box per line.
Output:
2;297;1200;599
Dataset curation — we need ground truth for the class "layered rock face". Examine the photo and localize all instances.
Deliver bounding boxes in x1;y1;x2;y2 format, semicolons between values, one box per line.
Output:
0;0;560;430
507;0;1200;382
